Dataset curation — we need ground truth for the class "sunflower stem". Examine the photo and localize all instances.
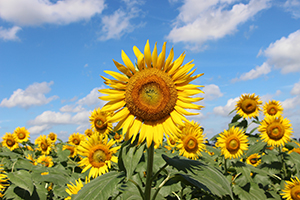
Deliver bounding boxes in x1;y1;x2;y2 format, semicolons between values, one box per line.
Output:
144;142;154;200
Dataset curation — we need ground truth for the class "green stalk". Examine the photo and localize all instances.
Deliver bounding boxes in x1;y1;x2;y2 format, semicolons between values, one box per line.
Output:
144;142;154;200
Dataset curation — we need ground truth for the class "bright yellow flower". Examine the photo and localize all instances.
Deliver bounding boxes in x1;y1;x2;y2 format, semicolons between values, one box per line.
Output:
99;40;204;147
2;132;19;151
259;115;293;147
236;93;262;119
48;132;57;143
281;176;300;200
41;172;49;175
113;132;124;143
26;154;37;165
0;167;9;197
216;126;248;159
84;128;93;137
263;100;283;118
289;148;300;155
62;144;77;158
65;178;86;200
77;134;120;179
35;135;53;155
164;134;178;151
36;155;54;167
246;153;261;167
68;132;85;146
13;127;30;143
26;145;34;151
90;108;113;136
176;121;206;160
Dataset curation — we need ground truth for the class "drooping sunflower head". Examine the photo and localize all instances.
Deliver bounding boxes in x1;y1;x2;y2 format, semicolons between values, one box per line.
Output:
63;144;77;158
13;127;30;143
77;134;120;179
2;132;19;151
90;108;113;136
263;100;283;118
258;115;293;147
281;177;300;200
36;155;54;168
35;135;53;155
65;178;86;200
216;126;248;159
84;128;94;137
68;132;85;146
99;40;204;148
236;93;262;119
176;121;206;160
47;132;57;143
246;153;261;167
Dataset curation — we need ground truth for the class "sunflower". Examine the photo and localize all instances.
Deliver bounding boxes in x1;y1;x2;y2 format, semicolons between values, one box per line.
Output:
99;40;204;147
258;115;293;147
77;134;120;179
84;128;93;137
216;126;248;159
65;178;87;200
13;127;30;143
0;167;9;197
281;176;300;200
289;148;300;155
68;132;85;146
246;153;261;167
176;121;206;160
63;144;77;158
263;100;283;118
47;132;57;143
35;135;53;155
26;154;37;165
113;131;124;143
90;108;113;136
2;132;19;151
164;134;178;151
36;155;54;167
235;93;262;119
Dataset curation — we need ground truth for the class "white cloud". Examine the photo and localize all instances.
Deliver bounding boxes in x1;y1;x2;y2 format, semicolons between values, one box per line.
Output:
291;80;300;95
284;0;300;18
233;62;271;82
0;26;21;41
72;110;91;124
166;0;270;49
203;84;223;100
213;97;239;116
60;105;85;113
0;81;58;108
28;111;72;125
0;0;105;26
263;29;300;74
282;96;300;110
28;124;52;135
77;87;105;106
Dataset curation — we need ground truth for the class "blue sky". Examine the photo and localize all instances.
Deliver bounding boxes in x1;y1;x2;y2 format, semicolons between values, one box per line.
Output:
1;0;300;142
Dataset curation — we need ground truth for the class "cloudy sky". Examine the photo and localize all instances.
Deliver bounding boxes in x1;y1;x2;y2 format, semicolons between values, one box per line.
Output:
1;0;300;141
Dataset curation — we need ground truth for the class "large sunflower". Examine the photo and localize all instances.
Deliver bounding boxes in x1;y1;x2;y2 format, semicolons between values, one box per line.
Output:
68;132;85;146
246;153;261;167
13;127;30;143
99;40;204;147
90;108;113;136
281;176;300;200
36;155;54;167
258;115;293;147
77;134;120;179
2;132;19;151
176;121;206;160
236;93;262;119
263;100;283;118
35;135;53;155
216;126;248;159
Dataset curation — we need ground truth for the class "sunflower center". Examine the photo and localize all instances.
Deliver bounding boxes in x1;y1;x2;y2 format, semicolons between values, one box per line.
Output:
267;123;284;141
126;68;177;121
6;139;15;147
72;139;80;145
184;136;198;153
92;149;107;163
267;106;277;115
241;99;257;114
291;185;300;200
41;142;48;151
227;138;240;153
95;118;107;131
114;133;121;140
18;132;25;139
49;134;55;141
89;145;112;168
170;138;176;145
250;157;258;164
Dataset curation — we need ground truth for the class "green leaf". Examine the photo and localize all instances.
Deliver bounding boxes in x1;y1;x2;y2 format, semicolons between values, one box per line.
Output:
231;114;242;123
31;170;70;186
245;141;266;157
7;170;34;195
73;171;125;200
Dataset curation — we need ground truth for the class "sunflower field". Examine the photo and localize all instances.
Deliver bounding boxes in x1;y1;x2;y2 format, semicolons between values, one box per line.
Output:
1;41;299;200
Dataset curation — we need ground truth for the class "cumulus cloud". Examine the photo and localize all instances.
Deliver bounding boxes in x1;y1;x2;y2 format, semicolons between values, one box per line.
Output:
28;111;72;125
284;0;300;18
0;81;58;108
213;97;239;116
28;124;52;135
232;62;271;82
77;87;105;106
203;84;223;100
291;80;300;95
0;0;106;26
166;0;270;49
0;26;21;41
60;105;85;113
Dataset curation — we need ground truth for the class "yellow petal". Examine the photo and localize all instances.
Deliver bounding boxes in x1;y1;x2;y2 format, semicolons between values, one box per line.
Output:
168;53;185;75
163;117;181;137
133;46;143;59
139;123;147;144
121;114;135;135
104;70;129;82
178;96;204;103
144;123;153;147
144;40;152;68
99;93;125;101
176;99;203;110
101;100;126;112
128;118;142;142
170;110;185;126
152;42;157;68
156;42;166;70
99;89;124;95
113;59;133;77
172;61;194;81
165;48;174;72
121;50;136;73
174;105;199;115
137;54;145;70
108;107;130;123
